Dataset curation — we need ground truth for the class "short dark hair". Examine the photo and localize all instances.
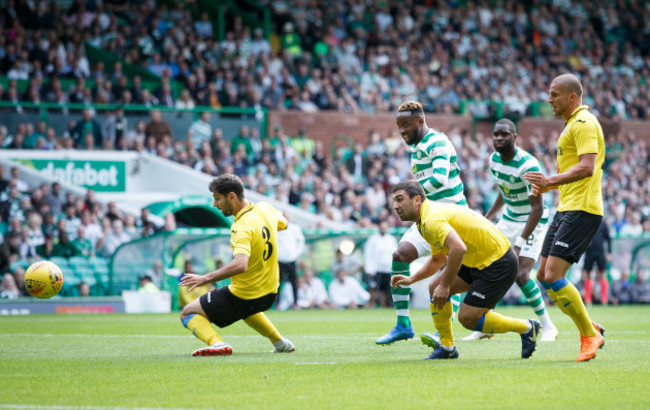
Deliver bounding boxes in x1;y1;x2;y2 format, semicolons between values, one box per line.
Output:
494;118;517;133
397;101;424;118
391;180;425;199
209;174;245;200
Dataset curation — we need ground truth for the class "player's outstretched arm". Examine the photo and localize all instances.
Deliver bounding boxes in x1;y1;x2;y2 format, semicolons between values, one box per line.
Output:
391;252;447;288
524;153;596;190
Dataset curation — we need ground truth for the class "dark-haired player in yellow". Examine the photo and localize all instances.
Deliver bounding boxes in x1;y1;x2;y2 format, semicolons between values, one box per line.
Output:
390;180;540;360
179;174;295;356
524;73;605;362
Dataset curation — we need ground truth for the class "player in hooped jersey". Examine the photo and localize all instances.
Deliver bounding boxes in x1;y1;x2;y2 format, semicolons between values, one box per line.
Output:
463;119;558;342
376;101;465;345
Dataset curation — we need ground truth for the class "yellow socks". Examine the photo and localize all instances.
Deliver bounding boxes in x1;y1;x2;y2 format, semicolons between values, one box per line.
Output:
478;311;528;334
431;300;454;347
547;278;596;337
244;313;281;343
182;314;222;346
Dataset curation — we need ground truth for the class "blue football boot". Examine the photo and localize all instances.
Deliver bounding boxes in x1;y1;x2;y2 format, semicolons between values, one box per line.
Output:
375;323;415;345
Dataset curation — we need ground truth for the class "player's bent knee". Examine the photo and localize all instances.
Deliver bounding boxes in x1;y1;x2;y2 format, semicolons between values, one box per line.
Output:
457;311;479;330
515;272;530;288
392;250;409;263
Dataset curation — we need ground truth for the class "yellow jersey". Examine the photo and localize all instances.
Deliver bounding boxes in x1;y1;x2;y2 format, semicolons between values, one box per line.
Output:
417;200;510;269
229;202;287;299
556;105;605;215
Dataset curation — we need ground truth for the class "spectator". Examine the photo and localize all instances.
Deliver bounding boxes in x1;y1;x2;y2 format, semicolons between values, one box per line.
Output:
0;233;20;273
631;270;650;304
296;268;329;309
145;260;164;288
144;109;173;144
345;143;372;182
363;221;397;308
70;109;103;148
18;226;37;260
9;167;28;193
102;106;128;149
52;228;78;258
71;225;94;257
229;125;253;157
45;182;63;216
188;111;212;150
101;219;130;257
277;213;305;310
175;89;196;111
78;281;91;297
138;274;159;293
0;273;19;299
581;219;612;305
12;267;30;297
611;270;633;305
62;204;81;240
35;234;55;259
328;268;370;309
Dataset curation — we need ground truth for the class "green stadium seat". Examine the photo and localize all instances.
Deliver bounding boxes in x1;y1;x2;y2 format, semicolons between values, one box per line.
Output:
89;256;109;271
9;258;31;272
49;257;69;270
75;266;97;285
68;256;90;270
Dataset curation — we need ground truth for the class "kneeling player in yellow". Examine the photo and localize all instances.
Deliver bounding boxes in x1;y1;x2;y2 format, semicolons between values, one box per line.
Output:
390;181;540;359
179;174;295;356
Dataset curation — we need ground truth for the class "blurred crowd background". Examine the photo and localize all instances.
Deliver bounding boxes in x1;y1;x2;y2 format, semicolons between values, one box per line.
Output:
0;0;649;302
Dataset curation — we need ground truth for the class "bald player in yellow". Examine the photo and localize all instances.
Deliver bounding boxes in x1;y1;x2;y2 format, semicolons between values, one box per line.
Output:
390;180;540;360
179;174;295;356
524;73;605;362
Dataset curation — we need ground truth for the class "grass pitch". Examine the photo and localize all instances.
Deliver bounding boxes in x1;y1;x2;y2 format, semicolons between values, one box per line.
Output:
1;306;649;409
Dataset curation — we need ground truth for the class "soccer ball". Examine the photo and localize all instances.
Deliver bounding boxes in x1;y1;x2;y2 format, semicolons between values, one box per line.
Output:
24;260;64;298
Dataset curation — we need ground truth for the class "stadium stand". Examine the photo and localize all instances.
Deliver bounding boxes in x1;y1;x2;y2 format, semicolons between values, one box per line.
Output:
0;0;648;300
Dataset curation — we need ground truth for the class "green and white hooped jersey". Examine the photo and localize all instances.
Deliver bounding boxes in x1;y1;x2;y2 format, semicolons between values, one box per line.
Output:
489;147;549;224
411;128;467;205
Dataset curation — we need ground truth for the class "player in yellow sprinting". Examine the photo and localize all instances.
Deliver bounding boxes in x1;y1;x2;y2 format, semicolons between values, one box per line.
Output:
524;73;605;362
390;180;540;360
179;174;295;356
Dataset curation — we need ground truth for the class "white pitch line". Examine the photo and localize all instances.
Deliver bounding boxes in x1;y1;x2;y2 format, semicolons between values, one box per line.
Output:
0;405;208;410
0;333;375;340
295;362;337;365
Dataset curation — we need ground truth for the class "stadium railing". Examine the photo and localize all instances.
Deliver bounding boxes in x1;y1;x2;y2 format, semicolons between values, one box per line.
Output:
0;101;268;141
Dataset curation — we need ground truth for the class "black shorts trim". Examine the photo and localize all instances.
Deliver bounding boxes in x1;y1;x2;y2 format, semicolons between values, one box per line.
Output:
541;211;602;264
199;286;276;328
457;248;518;309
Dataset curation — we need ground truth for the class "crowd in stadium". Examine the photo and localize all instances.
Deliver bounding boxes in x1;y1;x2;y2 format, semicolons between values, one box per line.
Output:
0;1;649;300
1;1;649;118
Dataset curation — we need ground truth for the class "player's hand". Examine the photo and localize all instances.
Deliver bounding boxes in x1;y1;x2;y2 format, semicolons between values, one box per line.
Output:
513;246;521;256
431;284;450;309
523;172;554;196
391;275;411;289
179;273;205;292
530;184;553;197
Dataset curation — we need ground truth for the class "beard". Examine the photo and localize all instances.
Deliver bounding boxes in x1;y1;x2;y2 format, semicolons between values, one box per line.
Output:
494;141;515;154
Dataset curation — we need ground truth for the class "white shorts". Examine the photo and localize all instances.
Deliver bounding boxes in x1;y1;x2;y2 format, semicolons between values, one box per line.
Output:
399;224;431;258
496;218;548;261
